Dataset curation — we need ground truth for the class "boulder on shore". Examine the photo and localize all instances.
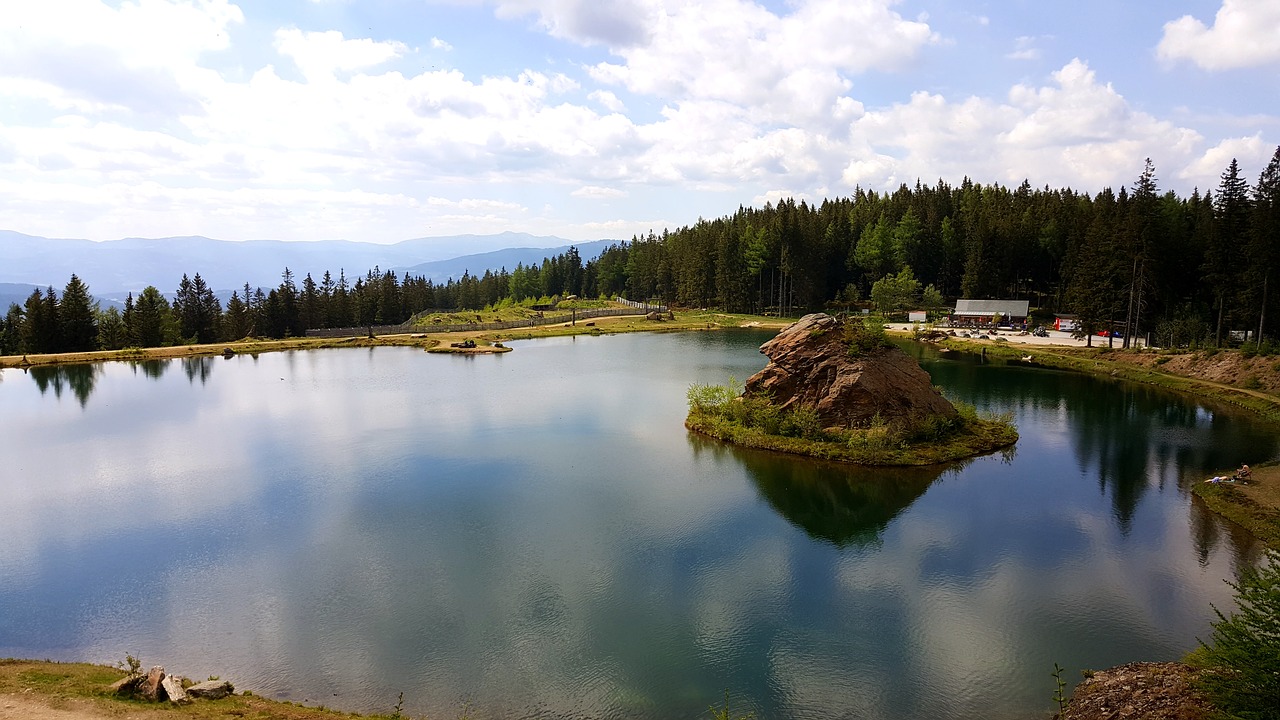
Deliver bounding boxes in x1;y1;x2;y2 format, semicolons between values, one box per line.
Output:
745;313;957;431
187;679;235;699
111;665;229;704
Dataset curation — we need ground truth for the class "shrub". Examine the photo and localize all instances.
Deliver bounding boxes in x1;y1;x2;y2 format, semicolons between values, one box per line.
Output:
780;404;824;440
847;414;904;462
908;414;958;442
687;382;735;413
739;395;782;435
846;318;889;357
1195;549;1280;720
952;399;980;425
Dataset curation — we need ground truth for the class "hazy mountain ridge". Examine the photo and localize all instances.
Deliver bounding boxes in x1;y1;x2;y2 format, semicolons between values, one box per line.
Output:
0;231;617;307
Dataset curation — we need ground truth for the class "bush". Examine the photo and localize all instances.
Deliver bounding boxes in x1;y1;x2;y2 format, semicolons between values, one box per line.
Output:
907;414;958;442
846;317;889;357
846;414;904;462
687;382;738;413
1195;549;1280;719
780;404;824;440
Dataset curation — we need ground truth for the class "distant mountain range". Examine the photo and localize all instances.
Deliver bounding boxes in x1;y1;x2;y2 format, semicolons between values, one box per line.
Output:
0;230;617;309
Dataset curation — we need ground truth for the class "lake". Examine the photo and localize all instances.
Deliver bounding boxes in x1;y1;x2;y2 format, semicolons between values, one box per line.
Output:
0;331;1274;720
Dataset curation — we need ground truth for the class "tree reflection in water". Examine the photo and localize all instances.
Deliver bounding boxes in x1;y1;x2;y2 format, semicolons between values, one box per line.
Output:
689;434;962;547
28;363;101;408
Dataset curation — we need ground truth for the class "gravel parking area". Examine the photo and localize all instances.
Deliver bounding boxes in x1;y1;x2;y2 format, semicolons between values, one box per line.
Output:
885;324;1096;347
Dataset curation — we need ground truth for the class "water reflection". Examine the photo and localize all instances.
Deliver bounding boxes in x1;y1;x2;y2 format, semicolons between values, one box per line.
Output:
1;337;1274;720
29;363;101;407
130;358;170;380
907;343;1280;538
700;438;950;547
182;356;215;384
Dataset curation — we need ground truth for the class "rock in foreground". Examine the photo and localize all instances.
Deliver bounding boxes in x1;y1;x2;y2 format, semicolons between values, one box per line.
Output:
1055;662;1215;720
745;313;956;431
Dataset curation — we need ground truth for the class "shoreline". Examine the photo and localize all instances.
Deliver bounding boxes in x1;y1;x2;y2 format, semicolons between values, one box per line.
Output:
4;317;1276;718
0;311;787;370
5;314;1279;547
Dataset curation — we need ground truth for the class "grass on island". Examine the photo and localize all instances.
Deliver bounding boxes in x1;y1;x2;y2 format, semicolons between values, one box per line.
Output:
685;379;1018;466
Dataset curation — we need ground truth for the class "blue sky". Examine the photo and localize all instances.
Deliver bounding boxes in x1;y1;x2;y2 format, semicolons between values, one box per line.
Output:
1;0;1277;246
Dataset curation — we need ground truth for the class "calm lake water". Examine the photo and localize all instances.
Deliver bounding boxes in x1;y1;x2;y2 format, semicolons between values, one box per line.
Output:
1;331;1275;720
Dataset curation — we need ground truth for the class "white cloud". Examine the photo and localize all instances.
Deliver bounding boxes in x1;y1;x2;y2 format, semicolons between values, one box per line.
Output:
587;0;938;126
588;90;625;112
836;59;1204;193
571;185;626;199
493;0;657;47
0;0;242;118
1006;36;1041;61
1158;0;1280;70
1178;134;1274;188
275;28;407;79
0;1;1271;246
427;196;527;211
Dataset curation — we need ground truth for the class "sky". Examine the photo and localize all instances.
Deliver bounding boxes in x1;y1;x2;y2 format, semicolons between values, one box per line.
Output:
1;0;1278;246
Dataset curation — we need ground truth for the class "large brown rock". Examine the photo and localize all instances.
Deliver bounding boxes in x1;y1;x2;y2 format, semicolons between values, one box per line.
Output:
745;313;957;430
139;666;166;701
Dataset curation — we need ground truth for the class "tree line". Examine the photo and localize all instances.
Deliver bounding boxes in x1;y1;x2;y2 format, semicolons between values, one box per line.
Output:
0;249;601;354
597;149;1279;349
3;148;1278;356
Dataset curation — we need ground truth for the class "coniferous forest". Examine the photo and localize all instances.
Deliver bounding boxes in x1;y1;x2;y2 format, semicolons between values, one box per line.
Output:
3;149;1279;356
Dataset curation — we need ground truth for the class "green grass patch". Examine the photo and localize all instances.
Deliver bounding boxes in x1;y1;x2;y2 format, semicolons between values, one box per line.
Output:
685;383;1017;466
1192;483;1280;550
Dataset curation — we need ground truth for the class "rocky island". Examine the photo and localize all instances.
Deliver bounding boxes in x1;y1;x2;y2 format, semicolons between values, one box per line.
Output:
686;313;1017;465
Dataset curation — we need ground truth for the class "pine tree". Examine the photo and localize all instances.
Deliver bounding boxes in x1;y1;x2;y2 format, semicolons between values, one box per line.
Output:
1208;158;1252;345
1;303;23;355
1122;159;1161;348
1197;550;1280;719
1247;146;1280;347
96;306;127;350
21;287;60;354
133;286;170;348
222;291;249;340
122;292;136;346
60;274;98;352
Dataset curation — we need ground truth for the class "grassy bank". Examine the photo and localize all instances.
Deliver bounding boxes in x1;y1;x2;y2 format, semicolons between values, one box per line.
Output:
1192;464;1280;550
930;336;1280;549
940;338;1280;424
0;310;786;370
0;658;398;719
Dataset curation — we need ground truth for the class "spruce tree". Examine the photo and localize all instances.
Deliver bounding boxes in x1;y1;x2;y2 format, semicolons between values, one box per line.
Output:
1197;550;1280;719
1;303;23;355
1247;146;1280;347
1208;159;1252;345
60;274;98;352
96;306;127;350
133;286;170;348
